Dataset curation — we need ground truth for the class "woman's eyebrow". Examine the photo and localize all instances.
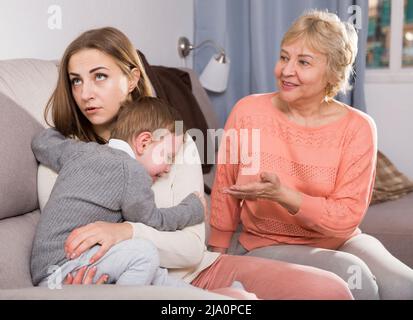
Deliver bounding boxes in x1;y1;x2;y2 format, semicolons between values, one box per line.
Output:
89;66;109;73
281;49;314;59
68;66;109;77
298;54;314;59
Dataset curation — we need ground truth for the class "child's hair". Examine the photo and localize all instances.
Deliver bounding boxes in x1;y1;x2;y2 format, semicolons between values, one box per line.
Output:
111;97;184;143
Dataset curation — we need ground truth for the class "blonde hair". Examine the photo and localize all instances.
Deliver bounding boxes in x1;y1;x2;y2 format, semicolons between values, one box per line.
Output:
111;97;184;143
282;10;358;99
44;27;154;144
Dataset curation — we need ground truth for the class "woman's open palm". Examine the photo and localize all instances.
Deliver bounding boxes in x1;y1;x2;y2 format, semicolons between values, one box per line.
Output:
223;172;281;201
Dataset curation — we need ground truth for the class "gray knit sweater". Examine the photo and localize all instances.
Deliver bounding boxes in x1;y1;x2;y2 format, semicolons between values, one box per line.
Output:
30;129;203;285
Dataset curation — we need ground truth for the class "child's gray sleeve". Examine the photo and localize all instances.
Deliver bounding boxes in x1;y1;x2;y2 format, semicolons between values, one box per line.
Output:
121;161;204;231
31;128;84;173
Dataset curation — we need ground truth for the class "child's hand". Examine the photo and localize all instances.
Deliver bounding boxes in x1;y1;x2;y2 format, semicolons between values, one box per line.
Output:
193;191;207;220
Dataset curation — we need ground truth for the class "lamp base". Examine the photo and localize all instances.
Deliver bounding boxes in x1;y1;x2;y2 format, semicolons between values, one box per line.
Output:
178;37;192;58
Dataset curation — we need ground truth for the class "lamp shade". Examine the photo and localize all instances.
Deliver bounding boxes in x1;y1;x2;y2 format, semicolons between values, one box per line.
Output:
199;55;230;93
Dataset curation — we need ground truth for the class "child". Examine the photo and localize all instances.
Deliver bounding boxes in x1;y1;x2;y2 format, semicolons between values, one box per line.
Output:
30;97;205;288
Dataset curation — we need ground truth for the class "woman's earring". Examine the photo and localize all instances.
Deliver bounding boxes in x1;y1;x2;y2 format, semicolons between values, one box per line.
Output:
325;83;332;97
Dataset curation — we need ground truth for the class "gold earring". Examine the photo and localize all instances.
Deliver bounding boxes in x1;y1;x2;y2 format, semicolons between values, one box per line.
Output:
325;83;332;97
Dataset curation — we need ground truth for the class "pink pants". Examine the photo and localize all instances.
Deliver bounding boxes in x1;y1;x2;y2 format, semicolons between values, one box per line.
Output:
191;254;353;300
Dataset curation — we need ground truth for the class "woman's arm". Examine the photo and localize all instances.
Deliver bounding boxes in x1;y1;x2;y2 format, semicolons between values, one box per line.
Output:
64;220;206;269
128;222;206;268
225;171;302;213
291;121;377;237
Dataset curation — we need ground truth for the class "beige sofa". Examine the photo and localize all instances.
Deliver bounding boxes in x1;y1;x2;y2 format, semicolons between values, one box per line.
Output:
1;57;411;300
0;58;224;300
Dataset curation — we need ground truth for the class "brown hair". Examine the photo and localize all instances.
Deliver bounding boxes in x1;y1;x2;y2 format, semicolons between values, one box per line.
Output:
111;97;184;144
44;27;154;144
282;10;358;100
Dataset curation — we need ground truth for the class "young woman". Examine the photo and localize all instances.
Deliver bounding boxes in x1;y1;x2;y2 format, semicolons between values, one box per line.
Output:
38;26;353;299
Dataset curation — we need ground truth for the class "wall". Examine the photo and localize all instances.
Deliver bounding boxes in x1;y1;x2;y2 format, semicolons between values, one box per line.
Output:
0;0;193;67
2;1;411;178
365;83;413;178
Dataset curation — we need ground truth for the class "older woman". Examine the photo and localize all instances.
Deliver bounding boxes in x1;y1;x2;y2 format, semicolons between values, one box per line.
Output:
209;10;413;299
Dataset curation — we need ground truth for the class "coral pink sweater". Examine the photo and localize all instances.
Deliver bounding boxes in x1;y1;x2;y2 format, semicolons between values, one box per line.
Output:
209;93;377;251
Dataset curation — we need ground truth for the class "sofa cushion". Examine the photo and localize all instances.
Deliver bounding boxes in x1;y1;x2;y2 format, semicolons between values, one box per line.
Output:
0;92;42;220
362;192;413;268
0;210;40;289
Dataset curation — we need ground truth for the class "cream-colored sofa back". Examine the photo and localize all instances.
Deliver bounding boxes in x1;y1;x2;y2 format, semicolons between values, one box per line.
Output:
0;59;58;127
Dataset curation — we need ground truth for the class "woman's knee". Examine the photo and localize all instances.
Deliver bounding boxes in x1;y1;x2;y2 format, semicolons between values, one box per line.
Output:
311;251;379;299
341;233;413;299
306;269;354;300
248;245;379;299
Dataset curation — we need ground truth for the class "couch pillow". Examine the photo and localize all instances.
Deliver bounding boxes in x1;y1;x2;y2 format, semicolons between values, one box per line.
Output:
0;211;39;289
0;92;43;220
371;150;413;204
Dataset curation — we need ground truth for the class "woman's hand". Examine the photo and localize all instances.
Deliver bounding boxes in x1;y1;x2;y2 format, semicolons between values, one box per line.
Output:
223;172;281;201
64;221;133;264
63;265;108;285
224;172;301;214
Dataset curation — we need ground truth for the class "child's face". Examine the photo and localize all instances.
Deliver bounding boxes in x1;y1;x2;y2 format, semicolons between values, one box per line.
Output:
139;133;184;182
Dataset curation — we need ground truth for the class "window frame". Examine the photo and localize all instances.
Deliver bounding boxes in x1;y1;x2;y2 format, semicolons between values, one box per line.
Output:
366;0;413;83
